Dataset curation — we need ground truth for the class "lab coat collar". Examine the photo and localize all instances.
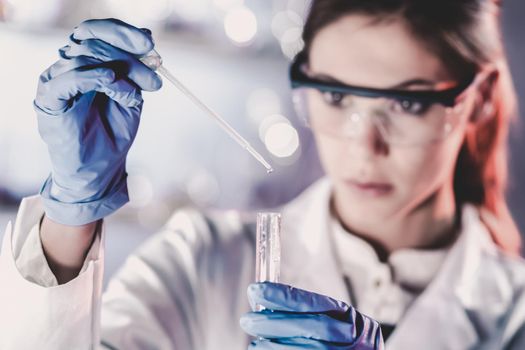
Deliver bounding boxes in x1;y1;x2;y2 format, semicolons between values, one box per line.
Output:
280;177;515;349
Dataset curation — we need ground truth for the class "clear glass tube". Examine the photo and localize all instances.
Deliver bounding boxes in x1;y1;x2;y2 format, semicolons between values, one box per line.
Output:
255;212;281;283
255;212;281;310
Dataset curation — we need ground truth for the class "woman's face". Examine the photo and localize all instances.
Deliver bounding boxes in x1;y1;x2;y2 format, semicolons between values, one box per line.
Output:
308;14;477;227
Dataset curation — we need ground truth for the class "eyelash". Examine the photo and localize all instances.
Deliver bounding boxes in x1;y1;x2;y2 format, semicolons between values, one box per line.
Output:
390;99;431;116
320;91;433;117
322;91;430;116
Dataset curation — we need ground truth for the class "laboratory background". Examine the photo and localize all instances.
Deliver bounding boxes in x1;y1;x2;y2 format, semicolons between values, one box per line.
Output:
0;0;524;287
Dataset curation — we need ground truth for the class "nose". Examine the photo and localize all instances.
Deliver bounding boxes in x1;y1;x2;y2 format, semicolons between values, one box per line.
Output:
342;108;390;158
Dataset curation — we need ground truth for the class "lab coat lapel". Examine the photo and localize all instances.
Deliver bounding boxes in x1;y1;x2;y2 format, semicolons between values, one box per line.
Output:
387;205;514;349
280;178;350;305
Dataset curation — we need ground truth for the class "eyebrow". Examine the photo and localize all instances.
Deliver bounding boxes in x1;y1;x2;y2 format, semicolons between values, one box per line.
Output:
310;72;437;90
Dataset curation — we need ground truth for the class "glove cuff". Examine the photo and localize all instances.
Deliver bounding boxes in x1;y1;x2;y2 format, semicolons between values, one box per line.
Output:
40;174;129;226
354;312;384;350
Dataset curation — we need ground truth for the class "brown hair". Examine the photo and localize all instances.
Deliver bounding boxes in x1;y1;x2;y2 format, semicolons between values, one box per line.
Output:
302;0;521;254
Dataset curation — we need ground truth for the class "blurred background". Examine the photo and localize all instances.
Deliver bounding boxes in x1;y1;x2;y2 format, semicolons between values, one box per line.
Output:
0;0;523;284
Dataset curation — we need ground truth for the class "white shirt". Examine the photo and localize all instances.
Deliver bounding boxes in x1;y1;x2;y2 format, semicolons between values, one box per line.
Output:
330;216;449;324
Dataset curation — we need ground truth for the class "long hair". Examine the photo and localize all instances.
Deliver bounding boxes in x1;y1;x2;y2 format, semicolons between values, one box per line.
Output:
301;0;521;254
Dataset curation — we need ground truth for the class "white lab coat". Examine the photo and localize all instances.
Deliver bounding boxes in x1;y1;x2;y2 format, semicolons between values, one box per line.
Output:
1;178;525;349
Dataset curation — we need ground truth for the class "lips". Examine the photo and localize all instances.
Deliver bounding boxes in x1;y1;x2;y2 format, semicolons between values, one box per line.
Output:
344;179;393;197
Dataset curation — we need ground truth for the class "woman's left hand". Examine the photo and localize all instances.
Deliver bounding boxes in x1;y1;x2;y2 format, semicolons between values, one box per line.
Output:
240;282;384;350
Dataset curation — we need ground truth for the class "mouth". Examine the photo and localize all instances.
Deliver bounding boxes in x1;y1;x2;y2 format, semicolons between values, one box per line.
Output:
343;179;394;197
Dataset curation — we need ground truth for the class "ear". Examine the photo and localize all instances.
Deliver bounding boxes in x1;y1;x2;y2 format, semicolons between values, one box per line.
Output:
470;70;499;124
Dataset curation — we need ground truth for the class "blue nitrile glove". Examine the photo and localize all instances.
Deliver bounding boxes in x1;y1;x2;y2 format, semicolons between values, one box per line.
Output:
240;282;384;350
35;18;162;225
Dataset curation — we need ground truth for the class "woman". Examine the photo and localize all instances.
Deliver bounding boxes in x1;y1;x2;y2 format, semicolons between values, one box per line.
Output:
0;0;524;349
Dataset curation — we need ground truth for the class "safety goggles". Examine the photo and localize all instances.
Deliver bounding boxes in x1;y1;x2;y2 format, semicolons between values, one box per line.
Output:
289;52;480;146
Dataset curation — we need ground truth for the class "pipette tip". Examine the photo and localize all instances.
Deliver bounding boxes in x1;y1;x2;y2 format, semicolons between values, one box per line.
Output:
154;59;274;175
245;144;274;174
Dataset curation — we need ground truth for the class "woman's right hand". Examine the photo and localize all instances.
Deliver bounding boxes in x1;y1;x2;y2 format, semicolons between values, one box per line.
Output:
35;18;162;226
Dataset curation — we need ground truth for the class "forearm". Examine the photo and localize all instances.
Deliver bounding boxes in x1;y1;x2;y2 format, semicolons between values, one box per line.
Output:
40;215;99;284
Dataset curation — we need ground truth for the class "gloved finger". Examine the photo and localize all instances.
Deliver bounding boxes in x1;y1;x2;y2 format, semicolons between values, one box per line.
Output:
60;39;162;91
72;18;154;55
99;78;143;108
240;311;355;343
248;338;347;350
247;283;350;315
40;57;144;107
42;56;103;82
36;67;142;112
36;67;115;112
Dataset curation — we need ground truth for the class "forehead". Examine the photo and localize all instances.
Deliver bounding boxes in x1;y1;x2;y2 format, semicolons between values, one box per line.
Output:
308;14;453;88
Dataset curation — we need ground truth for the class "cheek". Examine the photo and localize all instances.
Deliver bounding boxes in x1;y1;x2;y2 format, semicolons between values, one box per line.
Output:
394;102;473;200
393;148;449;192
390;129;466;202
313;125;466;210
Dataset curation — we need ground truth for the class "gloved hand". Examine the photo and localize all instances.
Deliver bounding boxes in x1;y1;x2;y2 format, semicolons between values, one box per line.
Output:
240;282;384;350
35;18;162;226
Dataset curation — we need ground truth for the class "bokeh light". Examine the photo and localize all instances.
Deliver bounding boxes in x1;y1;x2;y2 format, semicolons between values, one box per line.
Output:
223;6;257;45
264;122;300;158
271;10;304;59
258;113;290;141
279;26;304;59
271;10;303;40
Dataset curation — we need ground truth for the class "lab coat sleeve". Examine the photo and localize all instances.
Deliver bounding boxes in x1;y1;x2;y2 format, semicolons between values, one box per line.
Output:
97;209;248;350
13;207;100;288
0;195;104;350
0;196;252;350
97;211;218;350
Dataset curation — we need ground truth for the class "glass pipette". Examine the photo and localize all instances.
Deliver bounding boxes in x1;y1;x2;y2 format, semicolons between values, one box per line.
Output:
139;49;274;174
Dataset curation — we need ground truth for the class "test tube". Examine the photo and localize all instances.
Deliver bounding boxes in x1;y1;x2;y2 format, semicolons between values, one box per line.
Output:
255;212;281;311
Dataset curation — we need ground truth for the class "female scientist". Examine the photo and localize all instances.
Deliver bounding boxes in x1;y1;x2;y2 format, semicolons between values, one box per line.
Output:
1;0;525;349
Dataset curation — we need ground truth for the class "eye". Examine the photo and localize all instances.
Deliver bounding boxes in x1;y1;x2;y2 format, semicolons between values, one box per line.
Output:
321;91;347;107
391;99;431;116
